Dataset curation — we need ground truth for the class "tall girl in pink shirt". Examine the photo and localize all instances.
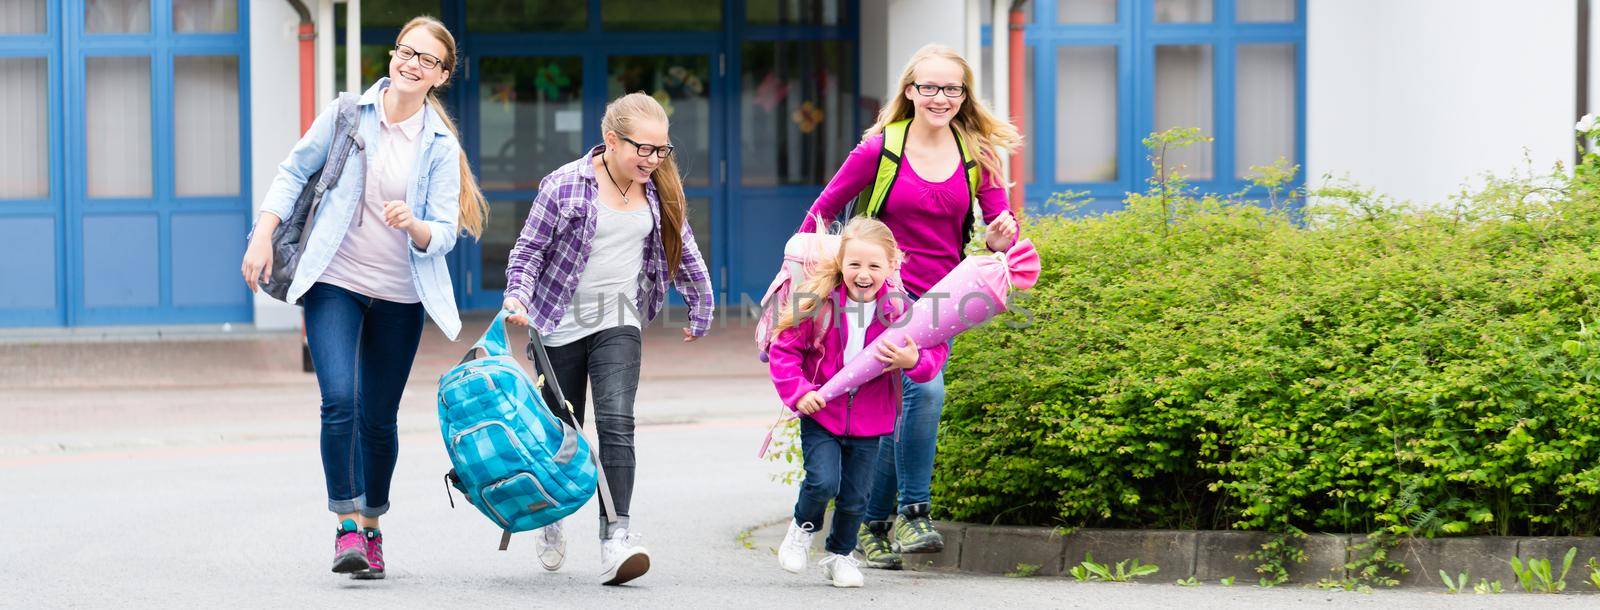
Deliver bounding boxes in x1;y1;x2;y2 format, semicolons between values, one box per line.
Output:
795;43;1022;569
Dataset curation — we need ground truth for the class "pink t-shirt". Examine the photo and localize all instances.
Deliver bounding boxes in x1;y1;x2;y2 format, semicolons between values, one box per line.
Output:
319;90;423;304
798;133;1013;297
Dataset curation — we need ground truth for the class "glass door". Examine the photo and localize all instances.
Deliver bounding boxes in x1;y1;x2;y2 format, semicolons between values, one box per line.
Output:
460;53;588;311
457;47;725;312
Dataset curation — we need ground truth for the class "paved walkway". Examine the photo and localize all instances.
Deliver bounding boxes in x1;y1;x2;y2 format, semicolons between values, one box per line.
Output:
3;315;1592;606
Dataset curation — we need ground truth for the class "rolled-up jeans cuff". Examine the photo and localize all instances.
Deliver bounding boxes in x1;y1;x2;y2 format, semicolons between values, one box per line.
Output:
329;494;364;515
361;501;390;518
599;514;631;540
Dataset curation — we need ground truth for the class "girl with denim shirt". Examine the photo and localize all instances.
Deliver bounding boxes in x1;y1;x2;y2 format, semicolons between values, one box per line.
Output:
240;16;486;581
767;218;949;587
502;92;715;586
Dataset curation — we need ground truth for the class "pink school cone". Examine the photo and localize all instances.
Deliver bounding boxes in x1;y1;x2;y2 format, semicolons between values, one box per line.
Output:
818;239;1040;401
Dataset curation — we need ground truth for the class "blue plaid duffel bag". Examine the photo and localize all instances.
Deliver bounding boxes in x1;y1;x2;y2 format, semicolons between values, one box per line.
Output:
438;309;614;549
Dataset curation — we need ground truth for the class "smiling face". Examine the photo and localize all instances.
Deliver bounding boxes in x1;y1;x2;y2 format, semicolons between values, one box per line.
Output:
603;118;670;184
905;56;967;130
388;27;451;96
840;238;893;303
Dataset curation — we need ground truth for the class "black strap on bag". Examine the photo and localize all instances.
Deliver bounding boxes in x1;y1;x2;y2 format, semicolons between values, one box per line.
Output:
525;328;620;527
262;93;365;303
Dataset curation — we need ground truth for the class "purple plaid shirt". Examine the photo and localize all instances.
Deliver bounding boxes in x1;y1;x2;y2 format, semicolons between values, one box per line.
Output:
504;146;714;337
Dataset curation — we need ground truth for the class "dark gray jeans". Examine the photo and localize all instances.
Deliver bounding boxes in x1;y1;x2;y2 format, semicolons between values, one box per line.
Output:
529;325;641;540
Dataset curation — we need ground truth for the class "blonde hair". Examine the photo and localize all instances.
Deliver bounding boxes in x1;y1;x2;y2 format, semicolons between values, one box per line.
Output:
774;218;903;342
869;43;1023;190
601;93;689;273
398;16;487;239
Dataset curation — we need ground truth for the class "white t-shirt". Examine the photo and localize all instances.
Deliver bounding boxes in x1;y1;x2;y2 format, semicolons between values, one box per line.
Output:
542;200;653;347
319;90;423;303
842;299;877;362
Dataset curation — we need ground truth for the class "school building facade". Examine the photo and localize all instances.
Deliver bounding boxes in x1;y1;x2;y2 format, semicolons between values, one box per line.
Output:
0;1;1583;331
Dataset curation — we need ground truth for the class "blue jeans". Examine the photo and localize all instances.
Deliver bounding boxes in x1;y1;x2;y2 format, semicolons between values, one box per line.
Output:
864;366;948;523
793;418;881;556
304;282;424;518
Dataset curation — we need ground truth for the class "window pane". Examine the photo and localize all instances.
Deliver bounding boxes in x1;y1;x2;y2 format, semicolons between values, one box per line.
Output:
0;0;46;35
747;0;847;26
86;56;152;198
174;56;240;196
86;0;150;33
1154;45;1213;180
0;58;48;198
481;198;528;292
608;55;713;188
1057;46;1117;182
1153;0;1212;23
466;0;584;32
686;196;711;268
1236;44;1296;178
477;56;585;191
1058;0;1116;24
359;0;443;28
173;0;236;33
604;0;720;31
1237;0;1295;23
740;41;856;186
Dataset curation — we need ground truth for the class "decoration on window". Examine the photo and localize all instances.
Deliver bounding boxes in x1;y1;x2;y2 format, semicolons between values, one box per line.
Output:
791;101;824;134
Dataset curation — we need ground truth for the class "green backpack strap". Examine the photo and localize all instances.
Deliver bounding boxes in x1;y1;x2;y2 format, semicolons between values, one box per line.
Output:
851;119;985;250
852;119;911;220
952;126;983;250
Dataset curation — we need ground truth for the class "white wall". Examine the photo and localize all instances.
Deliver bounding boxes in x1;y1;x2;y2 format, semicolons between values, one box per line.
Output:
876;0;973;103
249;1;306;330
1307;0;1577;205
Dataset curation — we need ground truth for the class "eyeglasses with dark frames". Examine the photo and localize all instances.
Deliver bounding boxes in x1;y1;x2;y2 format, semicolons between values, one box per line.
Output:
620;135;675;159
390;43;443;71
911;82;967;98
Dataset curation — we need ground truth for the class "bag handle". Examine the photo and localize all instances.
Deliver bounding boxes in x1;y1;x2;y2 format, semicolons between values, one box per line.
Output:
524;325;619;526
458;309;512;365
298;93;365;252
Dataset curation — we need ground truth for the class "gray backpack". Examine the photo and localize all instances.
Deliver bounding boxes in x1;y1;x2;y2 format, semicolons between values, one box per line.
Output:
262;93;364;304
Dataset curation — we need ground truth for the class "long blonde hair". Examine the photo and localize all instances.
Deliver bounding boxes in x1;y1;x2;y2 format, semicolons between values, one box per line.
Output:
398;16;487;239
601;93;689;273
774;218;903;342
869;43;1023;189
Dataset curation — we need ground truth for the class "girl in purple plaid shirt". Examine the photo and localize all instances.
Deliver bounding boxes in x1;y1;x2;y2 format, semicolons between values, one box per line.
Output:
502;93;715;586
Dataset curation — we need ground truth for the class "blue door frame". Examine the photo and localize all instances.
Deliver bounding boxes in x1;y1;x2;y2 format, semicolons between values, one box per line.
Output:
0;0;253;328
449;37;729;313
336;0;860;314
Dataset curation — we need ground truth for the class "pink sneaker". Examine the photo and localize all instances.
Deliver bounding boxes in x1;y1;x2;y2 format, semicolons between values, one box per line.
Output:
331;521;369;574
352;529;385;580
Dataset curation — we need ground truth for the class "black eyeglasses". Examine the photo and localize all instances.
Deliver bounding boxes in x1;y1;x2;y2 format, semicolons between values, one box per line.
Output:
391;43;444;71
911;82;967;99
621;135;675;159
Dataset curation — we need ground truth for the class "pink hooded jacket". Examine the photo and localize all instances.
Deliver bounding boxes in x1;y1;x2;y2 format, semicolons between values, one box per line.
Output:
767;284;950;437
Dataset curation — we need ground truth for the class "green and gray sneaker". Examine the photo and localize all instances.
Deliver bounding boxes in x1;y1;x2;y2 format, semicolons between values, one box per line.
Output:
891;502;944;554
856;520;902;570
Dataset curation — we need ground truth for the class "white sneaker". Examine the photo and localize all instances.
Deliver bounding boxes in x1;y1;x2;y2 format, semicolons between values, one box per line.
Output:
820;553;864;588
778;520;815;574
536;521;565;571
599;528;650;586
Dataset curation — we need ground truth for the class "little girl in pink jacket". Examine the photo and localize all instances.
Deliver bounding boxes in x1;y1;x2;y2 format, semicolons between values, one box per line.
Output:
766;218;948;588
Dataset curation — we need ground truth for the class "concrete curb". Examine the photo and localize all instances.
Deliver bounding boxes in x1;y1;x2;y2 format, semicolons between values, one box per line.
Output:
901;523;1600;591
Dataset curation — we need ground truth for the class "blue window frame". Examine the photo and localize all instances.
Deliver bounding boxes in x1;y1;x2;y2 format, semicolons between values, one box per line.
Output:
995;0;1304;214
0;1;251;328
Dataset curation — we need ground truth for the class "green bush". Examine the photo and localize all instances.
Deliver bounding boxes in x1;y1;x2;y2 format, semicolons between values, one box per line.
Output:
934;128;1600;538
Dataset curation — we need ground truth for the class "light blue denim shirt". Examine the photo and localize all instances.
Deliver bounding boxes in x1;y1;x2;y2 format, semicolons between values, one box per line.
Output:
258;79;464;340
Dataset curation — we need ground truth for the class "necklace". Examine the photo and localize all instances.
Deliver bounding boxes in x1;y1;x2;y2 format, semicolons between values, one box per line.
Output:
601;157;632;207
